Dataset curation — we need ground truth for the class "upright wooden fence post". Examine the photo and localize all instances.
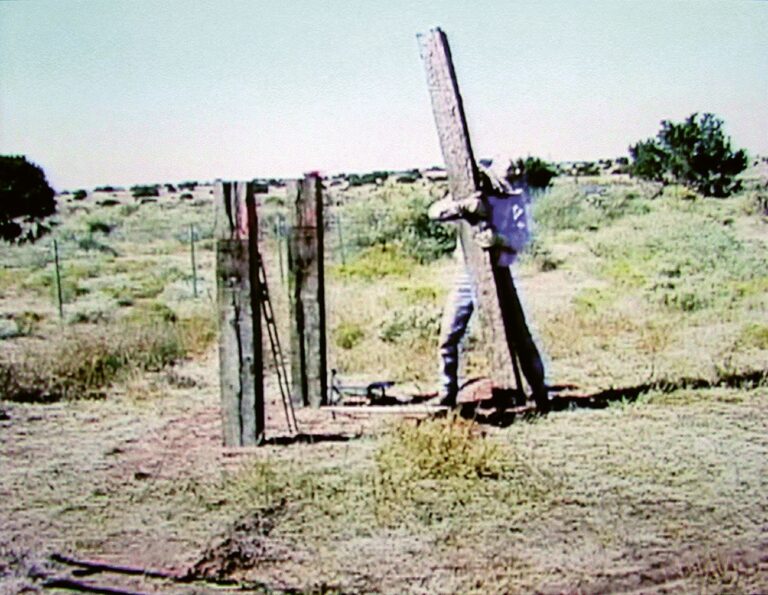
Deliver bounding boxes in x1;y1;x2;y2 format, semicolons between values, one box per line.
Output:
52;239;63;320
189;224;198;298
215;180;264;446
418;27;546;397
287;174;327;407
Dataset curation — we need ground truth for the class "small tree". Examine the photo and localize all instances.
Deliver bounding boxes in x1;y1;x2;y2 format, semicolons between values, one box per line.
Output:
522;157;558;190
0;155;56;242
629;113;748;197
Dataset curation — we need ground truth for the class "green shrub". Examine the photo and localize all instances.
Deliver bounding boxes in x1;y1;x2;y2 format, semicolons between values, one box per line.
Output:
86;219;114;234
521;237;561;272
375;416;504;482
333;320;365;350
77;235;118;255
521;156;558;189
532;184;651;232
629;112;748;197
0;320;185;402
739;323;768;350
594;213;768;312
73;189;87;201
178;309;218;355
119;204;140;217
378;304;441;343
332;245;418;280
0;155;56;242
130;185;160;199
343;186;455;263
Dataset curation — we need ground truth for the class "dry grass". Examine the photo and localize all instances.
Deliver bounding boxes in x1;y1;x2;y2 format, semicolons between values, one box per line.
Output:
1;172;767;592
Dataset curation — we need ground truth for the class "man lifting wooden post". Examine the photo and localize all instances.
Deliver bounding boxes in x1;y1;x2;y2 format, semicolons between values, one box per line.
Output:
418;27;550;412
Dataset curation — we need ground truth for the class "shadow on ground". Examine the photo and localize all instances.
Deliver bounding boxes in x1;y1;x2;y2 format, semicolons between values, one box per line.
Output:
461;368;767;427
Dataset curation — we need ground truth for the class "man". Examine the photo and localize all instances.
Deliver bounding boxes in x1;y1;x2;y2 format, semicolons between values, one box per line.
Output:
429;158;549;411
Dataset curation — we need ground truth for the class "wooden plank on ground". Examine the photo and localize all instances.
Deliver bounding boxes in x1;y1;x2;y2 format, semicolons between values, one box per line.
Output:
323;405;450;417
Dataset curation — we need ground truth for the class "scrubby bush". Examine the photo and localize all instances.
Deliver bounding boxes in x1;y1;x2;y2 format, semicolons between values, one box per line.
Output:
532;184;652;232
378;304;441;343
375;415;504;482
347;171;390;187
0;320;185;401
73;189;88;201
594;212;768;312
0;155;56;242
333;320;365;350
629;113;748;197
131;184;160;198
86;219;113;234
0;299;216;403
572;161;601;176
342;187;455;263
519;156;558;189
333;245;418;280
77;235;118;255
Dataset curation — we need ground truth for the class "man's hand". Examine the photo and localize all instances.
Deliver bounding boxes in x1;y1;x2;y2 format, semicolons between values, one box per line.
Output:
427;191;488;224
472;224;510;251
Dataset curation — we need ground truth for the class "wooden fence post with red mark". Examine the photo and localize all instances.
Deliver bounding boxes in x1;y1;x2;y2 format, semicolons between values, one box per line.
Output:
287;174;327;407
215;180;264;446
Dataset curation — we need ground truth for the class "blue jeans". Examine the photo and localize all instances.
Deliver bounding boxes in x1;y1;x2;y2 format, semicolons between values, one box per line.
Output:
438;267;475;398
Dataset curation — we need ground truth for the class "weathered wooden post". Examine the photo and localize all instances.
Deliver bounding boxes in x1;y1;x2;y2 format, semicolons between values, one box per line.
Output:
189;224;198;298
52;239;63;320
215;181;264;445
287;174;328;407
418;27;547;406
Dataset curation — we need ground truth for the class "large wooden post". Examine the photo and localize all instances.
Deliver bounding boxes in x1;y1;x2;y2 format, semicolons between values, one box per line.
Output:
215;181;264;446
418;27;540;395
287;174;327;407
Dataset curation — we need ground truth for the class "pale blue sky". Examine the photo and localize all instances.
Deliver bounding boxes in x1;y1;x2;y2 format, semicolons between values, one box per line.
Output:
1;0;766;189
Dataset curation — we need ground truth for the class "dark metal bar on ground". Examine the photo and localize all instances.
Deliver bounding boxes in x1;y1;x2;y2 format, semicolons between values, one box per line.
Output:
214;181;264;446
287;174;328;407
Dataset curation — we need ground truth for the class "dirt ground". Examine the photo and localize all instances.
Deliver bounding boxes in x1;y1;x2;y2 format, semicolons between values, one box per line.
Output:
2;341;767;593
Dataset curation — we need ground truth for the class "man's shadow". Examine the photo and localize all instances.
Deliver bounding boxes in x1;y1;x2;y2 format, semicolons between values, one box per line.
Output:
456;368;767;427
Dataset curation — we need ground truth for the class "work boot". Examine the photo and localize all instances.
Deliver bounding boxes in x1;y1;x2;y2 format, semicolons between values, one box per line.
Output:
532;387;550;414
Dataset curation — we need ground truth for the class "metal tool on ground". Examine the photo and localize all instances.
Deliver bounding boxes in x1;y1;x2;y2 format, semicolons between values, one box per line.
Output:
257;257;299;435
329;369;397;405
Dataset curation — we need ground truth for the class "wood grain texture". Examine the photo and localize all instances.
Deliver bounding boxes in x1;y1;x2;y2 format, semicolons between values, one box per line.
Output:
287;174;328;407
214;181;264;446
418;27;516;389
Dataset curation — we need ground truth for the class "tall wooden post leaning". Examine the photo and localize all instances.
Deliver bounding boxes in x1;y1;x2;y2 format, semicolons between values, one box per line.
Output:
418;27;526;393
287;174;328;407
215;181;264;446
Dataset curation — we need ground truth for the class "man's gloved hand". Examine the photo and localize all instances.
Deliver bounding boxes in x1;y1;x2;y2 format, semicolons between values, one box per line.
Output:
427;191;488;224
473;223;509;251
